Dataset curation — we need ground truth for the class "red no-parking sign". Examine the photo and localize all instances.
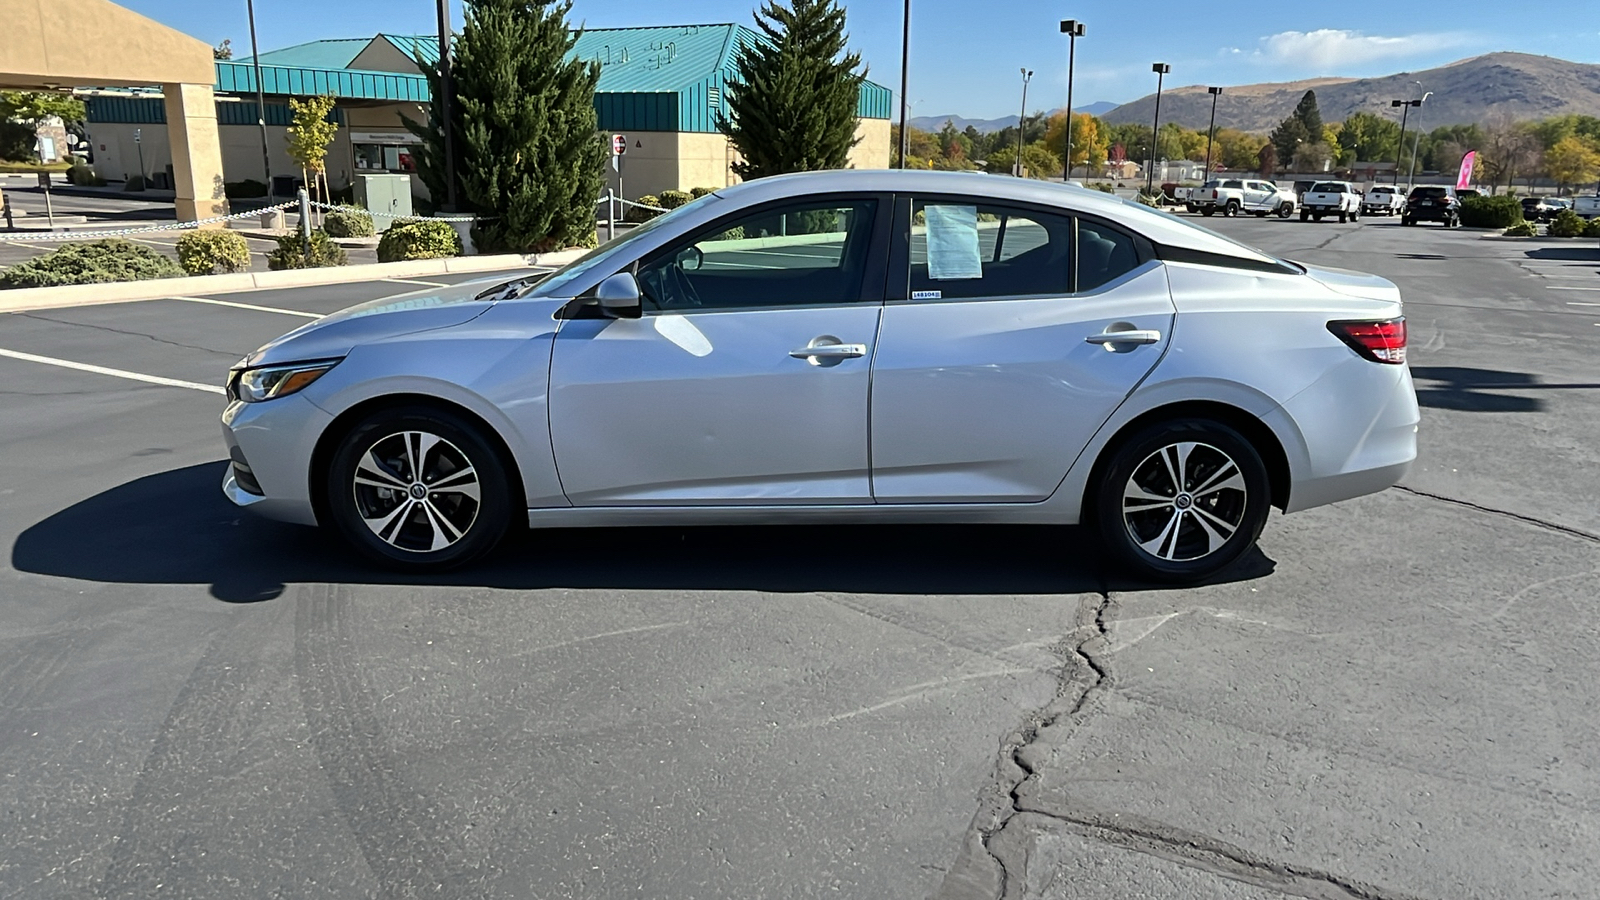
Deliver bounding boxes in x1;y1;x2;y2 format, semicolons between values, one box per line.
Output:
612;134;627;156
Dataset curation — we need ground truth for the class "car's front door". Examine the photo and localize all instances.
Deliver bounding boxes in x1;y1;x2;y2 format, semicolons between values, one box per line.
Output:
869;197;1175;503
548;195;888;505
1244;181;1273;210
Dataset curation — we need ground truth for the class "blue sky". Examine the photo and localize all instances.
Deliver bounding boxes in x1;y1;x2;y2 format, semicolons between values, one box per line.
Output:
124;0;1600;118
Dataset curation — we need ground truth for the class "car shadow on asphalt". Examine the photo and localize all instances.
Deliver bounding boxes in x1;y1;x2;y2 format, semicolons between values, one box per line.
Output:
1410;366;1600;413
10;462;1274;603
1523;247;1600;262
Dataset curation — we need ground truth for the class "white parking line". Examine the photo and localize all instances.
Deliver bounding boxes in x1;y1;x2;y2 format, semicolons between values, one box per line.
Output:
1547;286;1600;292
383;277;451;287
1566;301;1600;306
170;296;322;318
0;348;224;394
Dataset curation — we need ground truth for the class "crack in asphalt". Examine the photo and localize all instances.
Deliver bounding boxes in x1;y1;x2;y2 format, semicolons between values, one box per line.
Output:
1394;484;1600;545
13;311;242;357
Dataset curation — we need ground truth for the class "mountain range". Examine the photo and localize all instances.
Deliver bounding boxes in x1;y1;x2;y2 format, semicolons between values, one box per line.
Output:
910;101;1118;134
1098;53;1600;134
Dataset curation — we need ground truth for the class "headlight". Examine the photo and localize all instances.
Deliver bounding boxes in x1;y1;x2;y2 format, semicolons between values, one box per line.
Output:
232;359;340;403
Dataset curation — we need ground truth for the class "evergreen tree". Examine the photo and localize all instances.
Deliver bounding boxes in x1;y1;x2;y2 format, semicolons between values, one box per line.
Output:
720;0;866;179
407;0;605;253
1293;90;1323;138
1269;116;1308;173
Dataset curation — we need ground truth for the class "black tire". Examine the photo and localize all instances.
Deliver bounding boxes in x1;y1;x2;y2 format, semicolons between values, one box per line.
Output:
1094;418;1272;584
1401;216;1413;226
1201;207;1215;217
325;405;513;570
1299;210;1309;222
1278;203;1293;218
1224;201;1239;217
1351;208;1360;222
1338;211;1348;223
1313;213;1324;222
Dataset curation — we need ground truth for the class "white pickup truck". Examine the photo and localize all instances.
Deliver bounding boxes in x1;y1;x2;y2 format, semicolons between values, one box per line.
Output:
1574;195;1600;220
1360;185;1406;216
1190;178;1297;218
1299;181;1362;223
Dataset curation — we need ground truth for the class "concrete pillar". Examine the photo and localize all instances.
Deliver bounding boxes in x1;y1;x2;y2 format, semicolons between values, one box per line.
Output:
161;82;229;226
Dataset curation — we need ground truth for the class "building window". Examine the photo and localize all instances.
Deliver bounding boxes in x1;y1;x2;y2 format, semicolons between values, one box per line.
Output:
353;142;415;173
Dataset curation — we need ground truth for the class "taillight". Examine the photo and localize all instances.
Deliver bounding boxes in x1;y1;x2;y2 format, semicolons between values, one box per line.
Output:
1328;318;1406;364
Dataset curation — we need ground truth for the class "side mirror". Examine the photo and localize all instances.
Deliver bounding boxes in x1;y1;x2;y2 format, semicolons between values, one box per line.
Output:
675;245;704;272
595;271;642;319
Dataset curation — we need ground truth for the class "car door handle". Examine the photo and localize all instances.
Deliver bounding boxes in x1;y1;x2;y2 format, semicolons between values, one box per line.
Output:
790;343;867;359
1085;329;1162;346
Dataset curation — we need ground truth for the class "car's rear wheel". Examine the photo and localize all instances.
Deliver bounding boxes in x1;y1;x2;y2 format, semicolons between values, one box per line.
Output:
1224;201;1240;217
1094;419;1271;584
326;406;512;570
1299;210;1309;222
1278;203;1293;218
1201;207;1215;217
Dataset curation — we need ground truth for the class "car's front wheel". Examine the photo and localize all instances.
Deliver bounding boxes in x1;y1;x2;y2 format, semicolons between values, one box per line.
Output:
1094;419;1272;583
1278;203;1294;218
325;406;513;570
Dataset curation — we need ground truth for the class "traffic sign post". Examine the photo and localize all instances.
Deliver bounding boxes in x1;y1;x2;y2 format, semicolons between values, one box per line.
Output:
611;133;626;211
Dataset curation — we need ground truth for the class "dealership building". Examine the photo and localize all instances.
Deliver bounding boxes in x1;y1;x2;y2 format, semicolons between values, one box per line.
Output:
82;25;894;203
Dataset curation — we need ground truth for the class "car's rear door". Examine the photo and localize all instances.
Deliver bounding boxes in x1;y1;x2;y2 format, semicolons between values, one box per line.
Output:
548;194;890;505
868;196;1175;503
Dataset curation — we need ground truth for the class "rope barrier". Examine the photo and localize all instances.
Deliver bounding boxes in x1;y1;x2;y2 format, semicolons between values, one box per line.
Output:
0;201;296;242
307;201;481;223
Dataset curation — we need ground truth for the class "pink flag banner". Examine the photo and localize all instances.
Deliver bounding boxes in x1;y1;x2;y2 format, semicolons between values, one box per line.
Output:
1456;151;1477;190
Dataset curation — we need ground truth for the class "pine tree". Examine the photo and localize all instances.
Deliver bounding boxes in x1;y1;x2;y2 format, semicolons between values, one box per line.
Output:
720;0;866;180
406;0;605;253
1293;90;1323;139
1269;117;1308;173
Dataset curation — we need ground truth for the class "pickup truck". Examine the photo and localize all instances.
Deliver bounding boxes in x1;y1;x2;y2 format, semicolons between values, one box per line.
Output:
1299;181;1362;223
1190;178;1297;218
1574;196;1600;220
1361;185;1405;216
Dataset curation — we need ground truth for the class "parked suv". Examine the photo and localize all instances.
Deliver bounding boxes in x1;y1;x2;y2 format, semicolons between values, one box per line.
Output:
1521;196;1561;222
1402;186;1460;227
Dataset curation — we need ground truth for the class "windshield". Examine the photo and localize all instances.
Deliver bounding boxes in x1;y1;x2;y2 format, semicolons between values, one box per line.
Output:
527;192;723;298
1411;187;1449;199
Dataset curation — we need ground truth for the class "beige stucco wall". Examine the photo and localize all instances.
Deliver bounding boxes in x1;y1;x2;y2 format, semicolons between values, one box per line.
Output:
849;118;892;170
348;38;426;76
674;132;737;192
0;0;213;88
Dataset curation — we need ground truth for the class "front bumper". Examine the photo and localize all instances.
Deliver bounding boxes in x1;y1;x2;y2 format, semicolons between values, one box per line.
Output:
219;394;333;525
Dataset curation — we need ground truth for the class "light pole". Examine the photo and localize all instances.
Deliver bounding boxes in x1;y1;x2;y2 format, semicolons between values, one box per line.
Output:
245;0;272;196
1390;97;1420;188
1202;86;1222;183
1060;19;1085;181
436;0;459;212
134;127;145;183
898;0;911;169
1015;68;1033;177
1407;87;1432;191
1146;63;1170;195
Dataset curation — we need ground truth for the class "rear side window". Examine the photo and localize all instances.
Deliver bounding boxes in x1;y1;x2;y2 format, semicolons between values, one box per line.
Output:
1223;180;1243;189
1412;187;1449;199
1078;220;1141;292
908;200;1072;300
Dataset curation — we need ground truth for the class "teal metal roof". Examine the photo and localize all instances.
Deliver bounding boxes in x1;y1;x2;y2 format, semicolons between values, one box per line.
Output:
236;38;371;70
214;61;429;103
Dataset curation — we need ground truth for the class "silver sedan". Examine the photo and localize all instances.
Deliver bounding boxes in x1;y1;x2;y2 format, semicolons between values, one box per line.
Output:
220;170;1418;583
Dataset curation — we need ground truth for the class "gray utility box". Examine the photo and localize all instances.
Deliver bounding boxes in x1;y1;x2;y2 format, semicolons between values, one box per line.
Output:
353;173;414;223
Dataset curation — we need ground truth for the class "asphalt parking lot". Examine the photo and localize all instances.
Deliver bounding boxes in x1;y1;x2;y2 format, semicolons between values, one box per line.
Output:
3;216;1600;899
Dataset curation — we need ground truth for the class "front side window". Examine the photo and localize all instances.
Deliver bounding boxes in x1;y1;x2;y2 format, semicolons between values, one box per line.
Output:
908;200;1071;300
637;199;878;311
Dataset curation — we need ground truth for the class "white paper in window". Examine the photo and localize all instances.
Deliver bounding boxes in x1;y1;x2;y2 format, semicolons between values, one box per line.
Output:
925;205;983;280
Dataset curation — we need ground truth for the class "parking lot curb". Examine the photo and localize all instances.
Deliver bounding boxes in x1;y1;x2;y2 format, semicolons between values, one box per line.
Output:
0;250;586;314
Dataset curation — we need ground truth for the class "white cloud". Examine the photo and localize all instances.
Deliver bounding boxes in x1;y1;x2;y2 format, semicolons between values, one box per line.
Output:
1252;29;1468;70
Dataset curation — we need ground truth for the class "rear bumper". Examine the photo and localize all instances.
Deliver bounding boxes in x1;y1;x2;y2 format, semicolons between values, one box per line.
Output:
1269;360;1420;514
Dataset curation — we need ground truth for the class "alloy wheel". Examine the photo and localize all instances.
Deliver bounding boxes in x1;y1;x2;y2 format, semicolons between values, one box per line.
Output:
1121;441;1248;562
352;430;482;553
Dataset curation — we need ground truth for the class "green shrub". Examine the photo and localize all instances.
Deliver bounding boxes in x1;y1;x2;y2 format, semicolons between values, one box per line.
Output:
1089;182;1116;193
626;194;663;223
1584;217;1600;238
1548;208;1587;237
323;207;375;238
658;189;693;210
376;219;462;262
0;239;184;289
122;174;146;193
266;230;347;270
66;162;105;186
689;186;716;199
1502;221;1538;237
223;179;268;199
175;230;251;275
1458;195;1522;228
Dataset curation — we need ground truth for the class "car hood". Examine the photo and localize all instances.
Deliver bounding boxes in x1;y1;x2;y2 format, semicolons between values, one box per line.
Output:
236;280;504;369
1301;264;1402;305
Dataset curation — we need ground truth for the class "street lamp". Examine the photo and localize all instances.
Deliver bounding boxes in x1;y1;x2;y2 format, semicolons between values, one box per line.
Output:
1390;97;1421;188
1202;86;1222;183
1060;19;1085;181
245;0;272;196
1146;63;1170;195
1015;68;1033;177
897;0;911;169
1408;88;1432;191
